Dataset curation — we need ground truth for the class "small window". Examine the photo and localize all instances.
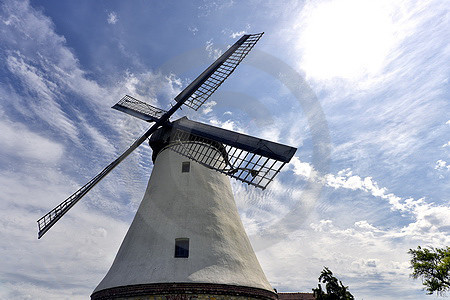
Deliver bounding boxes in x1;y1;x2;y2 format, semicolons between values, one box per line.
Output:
175;238;189;258
182;161;190;173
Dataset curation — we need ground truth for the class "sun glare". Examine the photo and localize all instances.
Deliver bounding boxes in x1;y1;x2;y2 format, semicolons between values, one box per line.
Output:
298;0;399;81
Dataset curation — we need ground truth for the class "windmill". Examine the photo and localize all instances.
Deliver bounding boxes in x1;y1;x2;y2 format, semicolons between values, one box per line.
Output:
37;33;297;300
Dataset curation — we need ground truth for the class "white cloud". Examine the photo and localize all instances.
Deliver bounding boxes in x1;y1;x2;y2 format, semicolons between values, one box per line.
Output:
6;52;81;143
290;156;314;178
323;168;411;211
201;100;216;114
209;118;236;131
354;220;378;231
310;219;333;232
0;172;130;299
230;30;246;39
107;12;118;24
188;26;198;35
82;121;117;156
119;71;181;106
0;125;134;298
0;118;64;163
205;39;223;59
198;0;234;17
289;157;448;219
434;159;449;171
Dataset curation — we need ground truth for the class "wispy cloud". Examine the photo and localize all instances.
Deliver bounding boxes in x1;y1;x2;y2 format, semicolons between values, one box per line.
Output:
435;160;449;171
205;39;223;59
5;52;81;143
289;158;448;215
107;11;118;24
198;0;234;17
201;100;216;114
0;165;130;299
230;30;247;39
188;26;198;35
81;121;117;157
0;117;64;164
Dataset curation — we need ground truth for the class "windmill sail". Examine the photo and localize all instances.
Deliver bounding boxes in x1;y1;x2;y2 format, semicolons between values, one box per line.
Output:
167;117;296;189
112;95;167;122
37;126;155;239
175;33;263;111
37;33;263;239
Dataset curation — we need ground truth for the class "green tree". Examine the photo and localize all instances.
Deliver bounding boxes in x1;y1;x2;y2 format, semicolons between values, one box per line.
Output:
408;246;450;295
312;267;354;300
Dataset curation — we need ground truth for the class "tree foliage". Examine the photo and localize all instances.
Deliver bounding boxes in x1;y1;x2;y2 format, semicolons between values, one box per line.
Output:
408;246;450;295
312;267;354;300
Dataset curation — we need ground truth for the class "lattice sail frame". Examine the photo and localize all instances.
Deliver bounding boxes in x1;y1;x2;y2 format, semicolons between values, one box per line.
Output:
167;129;287;189
175;33;264;111
37;166;110;238
112;95;167;122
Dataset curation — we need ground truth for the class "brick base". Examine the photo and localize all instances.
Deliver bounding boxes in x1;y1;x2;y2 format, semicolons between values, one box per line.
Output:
91;283;278;300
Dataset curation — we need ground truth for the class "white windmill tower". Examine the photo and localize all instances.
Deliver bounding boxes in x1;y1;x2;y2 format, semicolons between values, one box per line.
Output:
37;33;297;300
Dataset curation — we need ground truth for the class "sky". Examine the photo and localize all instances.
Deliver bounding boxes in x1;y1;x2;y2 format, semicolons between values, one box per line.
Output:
0;0;448;299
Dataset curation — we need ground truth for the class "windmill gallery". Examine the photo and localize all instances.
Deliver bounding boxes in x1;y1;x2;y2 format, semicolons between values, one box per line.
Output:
37;33;299;300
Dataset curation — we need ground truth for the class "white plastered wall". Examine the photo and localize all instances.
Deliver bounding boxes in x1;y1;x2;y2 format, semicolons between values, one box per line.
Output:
94;145;273;293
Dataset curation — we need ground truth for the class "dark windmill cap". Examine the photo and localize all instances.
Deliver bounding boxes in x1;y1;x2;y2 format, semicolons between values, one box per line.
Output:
148;117;228;163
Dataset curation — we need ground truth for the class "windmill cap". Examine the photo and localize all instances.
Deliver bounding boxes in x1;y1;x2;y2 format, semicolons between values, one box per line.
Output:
148;117;228;163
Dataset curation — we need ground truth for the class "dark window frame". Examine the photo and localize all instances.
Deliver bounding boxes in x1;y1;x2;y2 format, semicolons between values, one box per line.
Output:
182;161;190;173
174;238;189;258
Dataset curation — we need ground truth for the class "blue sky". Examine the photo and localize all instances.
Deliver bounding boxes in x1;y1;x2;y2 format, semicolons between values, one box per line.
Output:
0;0;448;299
